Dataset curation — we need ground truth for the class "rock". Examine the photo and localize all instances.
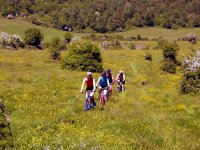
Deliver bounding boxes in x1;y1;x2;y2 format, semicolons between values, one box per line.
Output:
135;45;149;50
141;80;149;86
7;14;14;19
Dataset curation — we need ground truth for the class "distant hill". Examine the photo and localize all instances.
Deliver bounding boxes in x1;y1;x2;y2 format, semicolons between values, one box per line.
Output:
1;0;200;32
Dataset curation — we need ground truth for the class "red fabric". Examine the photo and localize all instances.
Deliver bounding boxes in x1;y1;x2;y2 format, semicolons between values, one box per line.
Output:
85;77;93;87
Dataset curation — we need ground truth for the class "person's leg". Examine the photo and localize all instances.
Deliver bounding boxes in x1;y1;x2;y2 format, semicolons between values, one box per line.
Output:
117;80;120;86
122;80;125;91
109;85;112;95
90;92;96;108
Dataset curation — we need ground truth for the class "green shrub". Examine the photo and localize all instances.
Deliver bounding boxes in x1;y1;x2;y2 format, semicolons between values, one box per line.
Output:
89;33;96;39
49;37;65;60
129;42;136;50
61;41;102;72
180;79;200;94
137;34;141;40
110;39;122;49
144;53;152;61
24;28;44;46
163;43;179;63
64;32;73;43
172;24;179;30
157;38;169;49
18;41;25;48
161;60;176;74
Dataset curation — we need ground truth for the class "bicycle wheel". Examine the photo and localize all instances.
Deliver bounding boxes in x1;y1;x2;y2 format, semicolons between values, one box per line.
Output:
99;94;105;105
84;99;90;111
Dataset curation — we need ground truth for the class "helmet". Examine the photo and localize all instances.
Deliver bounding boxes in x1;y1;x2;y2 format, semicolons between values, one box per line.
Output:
119;70;123;74
86;72;92;77
101;72;106;77
106;69;111;74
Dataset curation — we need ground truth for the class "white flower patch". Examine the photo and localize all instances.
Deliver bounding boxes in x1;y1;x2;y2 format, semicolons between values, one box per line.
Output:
0;32;22;45
71;36;81;43
184;51;200;72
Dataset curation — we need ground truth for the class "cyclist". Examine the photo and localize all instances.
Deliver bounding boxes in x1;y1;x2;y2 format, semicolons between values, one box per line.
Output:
106;69;114;95
80;72;96;108
96;72;110;110
115;70;126;91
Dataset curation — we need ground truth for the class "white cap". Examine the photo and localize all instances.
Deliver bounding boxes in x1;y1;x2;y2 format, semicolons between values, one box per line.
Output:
86;72;92;76
119;70;123;73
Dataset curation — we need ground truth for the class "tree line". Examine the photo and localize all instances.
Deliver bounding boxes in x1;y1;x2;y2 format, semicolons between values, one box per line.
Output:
1;0;200;32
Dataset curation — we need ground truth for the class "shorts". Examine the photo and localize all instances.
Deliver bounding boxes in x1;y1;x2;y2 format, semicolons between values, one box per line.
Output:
86;87;93;91
118;80;125;85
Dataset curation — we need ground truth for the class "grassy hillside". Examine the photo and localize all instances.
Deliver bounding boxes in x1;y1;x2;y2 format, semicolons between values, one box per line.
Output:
0;48;199;149
1;17;200;41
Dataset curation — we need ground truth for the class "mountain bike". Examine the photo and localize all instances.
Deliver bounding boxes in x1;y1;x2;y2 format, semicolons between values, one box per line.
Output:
116;81;125;92
84;90;96;111
98;87;109;110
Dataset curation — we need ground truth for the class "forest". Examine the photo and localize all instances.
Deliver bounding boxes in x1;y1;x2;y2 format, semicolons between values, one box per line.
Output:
1;0;200;32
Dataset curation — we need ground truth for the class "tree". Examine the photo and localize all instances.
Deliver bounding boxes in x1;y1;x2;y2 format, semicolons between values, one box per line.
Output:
61;41;102;72
24;28;44;46
49;37;65;60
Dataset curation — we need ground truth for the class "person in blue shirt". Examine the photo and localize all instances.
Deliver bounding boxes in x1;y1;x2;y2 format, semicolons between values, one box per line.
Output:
96;72;110;110
96;72;110;90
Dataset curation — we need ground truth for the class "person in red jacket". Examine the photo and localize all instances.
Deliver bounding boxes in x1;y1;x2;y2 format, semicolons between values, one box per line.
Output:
80;72;96;108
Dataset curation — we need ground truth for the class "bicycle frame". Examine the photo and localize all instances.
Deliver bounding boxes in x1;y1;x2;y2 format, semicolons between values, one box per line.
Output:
99;88;108;105
117;82;125;92
84;90;91;111
84;90;96;111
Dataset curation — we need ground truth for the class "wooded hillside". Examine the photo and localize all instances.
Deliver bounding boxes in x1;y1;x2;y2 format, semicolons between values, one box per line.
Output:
1;0;200;32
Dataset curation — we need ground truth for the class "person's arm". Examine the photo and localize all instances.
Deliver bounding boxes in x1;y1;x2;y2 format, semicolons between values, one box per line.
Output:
93;78;96;91
112;76;115;84
96;77;100;87
123;73;126;81
115;74;119;81
107;78;110;87
80;78;86;92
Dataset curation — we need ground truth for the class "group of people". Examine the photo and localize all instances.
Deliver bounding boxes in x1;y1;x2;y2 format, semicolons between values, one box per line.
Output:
80;69;126;110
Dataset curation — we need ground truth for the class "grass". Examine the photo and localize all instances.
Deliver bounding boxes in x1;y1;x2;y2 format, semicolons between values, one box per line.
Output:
0;17;200;149
110;27;200;40
0;48;199;149
2;17;200;42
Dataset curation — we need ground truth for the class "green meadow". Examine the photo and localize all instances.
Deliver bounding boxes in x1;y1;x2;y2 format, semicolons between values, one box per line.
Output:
2;17;200;41
0;18;200;149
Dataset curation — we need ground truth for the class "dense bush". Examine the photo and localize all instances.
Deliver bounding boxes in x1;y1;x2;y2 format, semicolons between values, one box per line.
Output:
49;37;65;60
137;34;141;40
0;99;13;149
163;42;179;63
64;32;73;43
144;53;152;61
181;51;200;93
61;41;102;72
161;42;179;74
24;28;44;46
161;60;176;74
